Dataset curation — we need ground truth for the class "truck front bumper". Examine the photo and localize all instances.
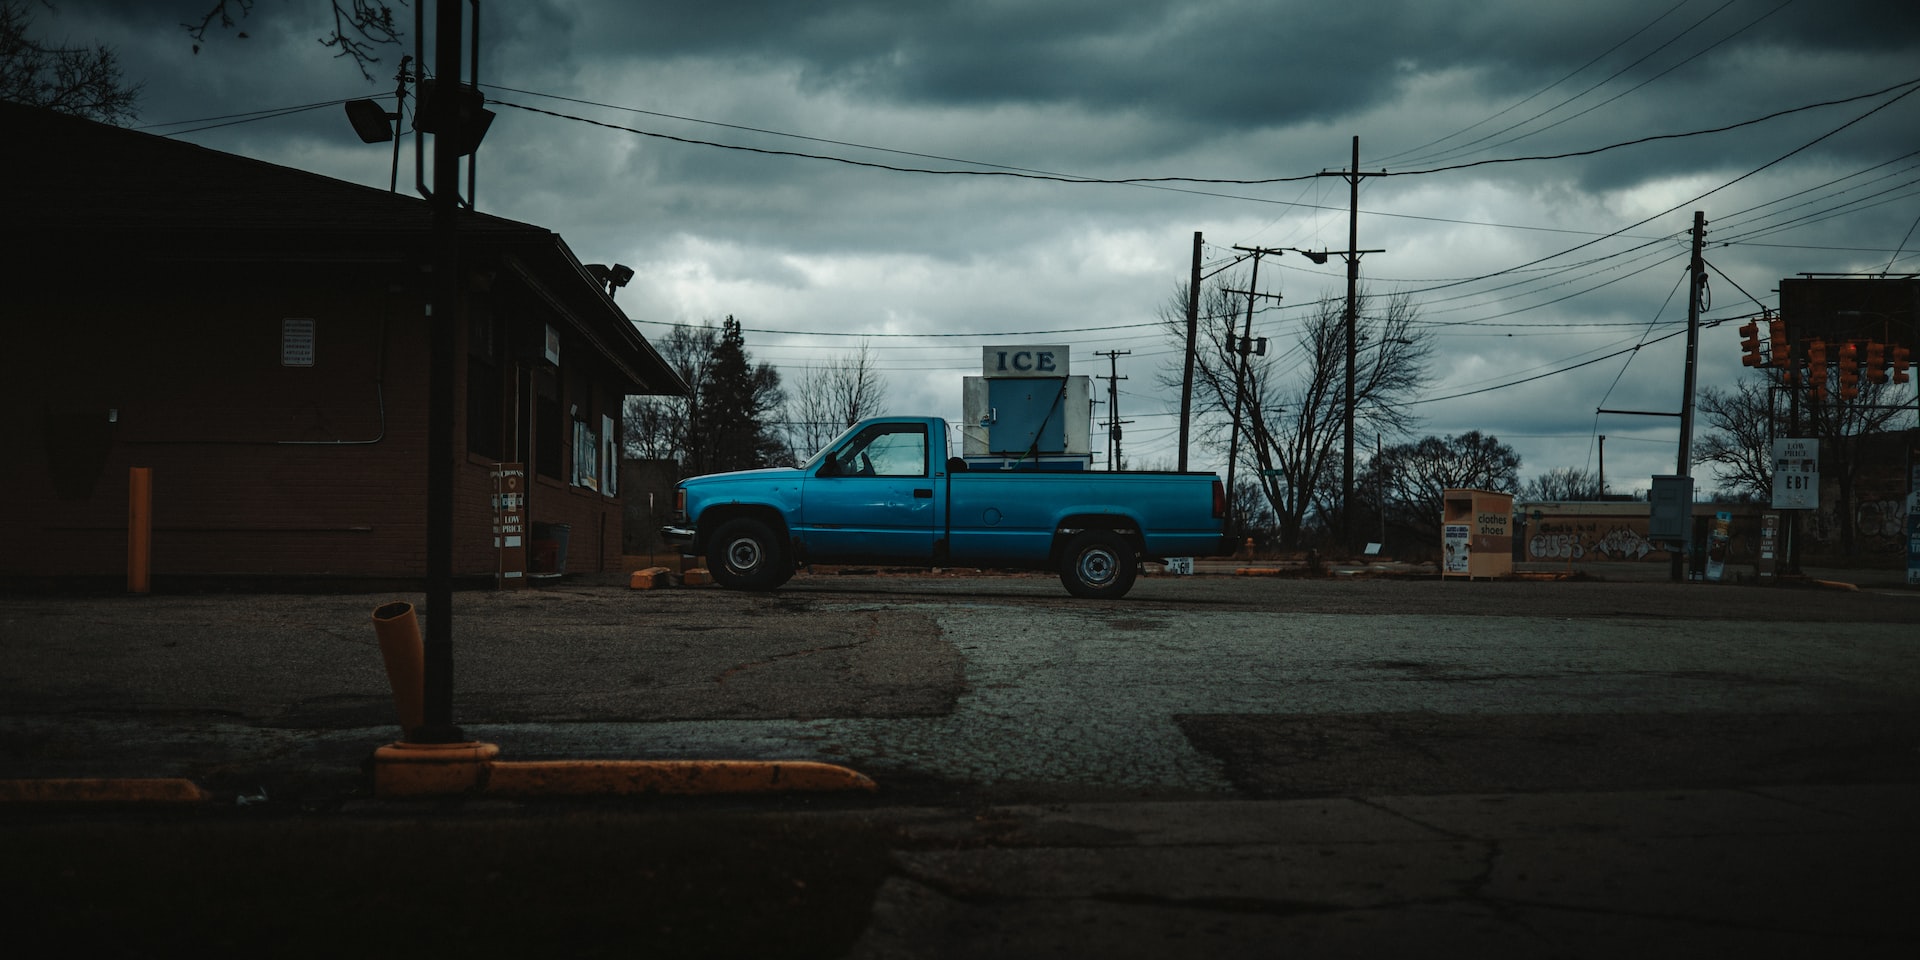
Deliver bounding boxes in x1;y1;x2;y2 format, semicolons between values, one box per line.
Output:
661;524;696;550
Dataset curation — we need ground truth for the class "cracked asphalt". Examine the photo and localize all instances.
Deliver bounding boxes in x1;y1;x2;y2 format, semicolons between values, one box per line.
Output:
2;570;1917;956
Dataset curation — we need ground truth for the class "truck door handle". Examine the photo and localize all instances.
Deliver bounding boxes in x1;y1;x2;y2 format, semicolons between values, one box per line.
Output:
914;488;933;498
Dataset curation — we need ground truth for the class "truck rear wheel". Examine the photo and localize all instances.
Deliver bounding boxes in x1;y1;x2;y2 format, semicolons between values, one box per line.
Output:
1058;529;1137;599
708;517;792;590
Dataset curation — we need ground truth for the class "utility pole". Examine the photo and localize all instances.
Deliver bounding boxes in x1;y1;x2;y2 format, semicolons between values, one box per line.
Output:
1598;435;1607;496
1224;246;1285;523
1096;350;1131;470
1671;210;1707;582
1312;137;1386;556
1179;231;1202;472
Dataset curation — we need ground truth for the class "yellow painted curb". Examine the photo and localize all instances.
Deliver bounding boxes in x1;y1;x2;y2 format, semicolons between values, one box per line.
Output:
484;759;877;796
1234;567;1282;576
681;568;714;586
0;778;210;804
370;742;877;798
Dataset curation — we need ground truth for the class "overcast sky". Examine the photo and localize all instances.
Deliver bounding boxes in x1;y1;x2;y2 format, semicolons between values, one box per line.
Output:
44;0;1920;494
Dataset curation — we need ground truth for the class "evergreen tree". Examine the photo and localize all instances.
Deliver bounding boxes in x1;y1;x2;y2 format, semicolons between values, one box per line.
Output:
686;317;786;475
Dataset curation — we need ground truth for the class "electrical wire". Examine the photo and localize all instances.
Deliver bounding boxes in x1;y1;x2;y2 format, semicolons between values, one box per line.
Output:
1369;0;1696;167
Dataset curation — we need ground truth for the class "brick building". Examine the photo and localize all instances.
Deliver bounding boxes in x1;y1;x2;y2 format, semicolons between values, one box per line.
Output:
2;102;683;584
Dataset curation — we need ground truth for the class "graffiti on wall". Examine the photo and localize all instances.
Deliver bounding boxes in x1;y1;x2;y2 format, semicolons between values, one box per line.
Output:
1856;498;1908;539
1804;497;1911;558
1525;520;1662;562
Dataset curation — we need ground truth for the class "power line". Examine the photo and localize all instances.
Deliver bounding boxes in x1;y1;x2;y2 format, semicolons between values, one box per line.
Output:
631;317;1163;338
1371;0;1696;166
1410;326;1693;405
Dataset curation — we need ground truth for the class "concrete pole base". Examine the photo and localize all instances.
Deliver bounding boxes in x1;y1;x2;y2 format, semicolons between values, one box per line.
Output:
371;741;502;798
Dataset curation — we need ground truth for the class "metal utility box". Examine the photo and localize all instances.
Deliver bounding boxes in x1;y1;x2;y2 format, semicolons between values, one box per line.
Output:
1441;489;1514;580
1648;475;1694;544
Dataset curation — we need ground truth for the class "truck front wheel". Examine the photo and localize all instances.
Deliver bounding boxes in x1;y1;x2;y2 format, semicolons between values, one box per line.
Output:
707;517;792;590
1058;529;1138;599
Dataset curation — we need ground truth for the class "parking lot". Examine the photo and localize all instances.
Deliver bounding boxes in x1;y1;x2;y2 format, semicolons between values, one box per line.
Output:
3;570;1917;956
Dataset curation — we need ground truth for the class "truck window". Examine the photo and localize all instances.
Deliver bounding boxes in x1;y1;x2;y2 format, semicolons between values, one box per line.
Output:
833;424;928;478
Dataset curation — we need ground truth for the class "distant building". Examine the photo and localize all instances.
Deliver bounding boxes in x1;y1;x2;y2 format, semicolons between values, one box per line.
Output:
3;102;684;584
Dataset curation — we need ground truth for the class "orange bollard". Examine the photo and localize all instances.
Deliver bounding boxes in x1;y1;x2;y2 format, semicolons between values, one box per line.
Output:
127;467;151;594
371;601;425;737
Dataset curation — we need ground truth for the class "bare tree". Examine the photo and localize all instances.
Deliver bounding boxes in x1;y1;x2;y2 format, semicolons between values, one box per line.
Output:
1522;467;1604;501
1362;431;1522;548
785;341;889;458
183;1;402;82
623;322;717;465
1;1;140;123
1695;368;1912;554
1693;378;1779;500
1159;281;1430;550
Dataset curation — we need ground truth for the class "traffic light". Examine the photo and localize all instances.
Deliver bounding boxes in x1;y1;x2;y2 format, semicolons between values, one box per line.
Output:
1738;321;1762;366
1864;341;1886;384
1837;342;1860;400
1767;318;1789;368
1893;343;1912;384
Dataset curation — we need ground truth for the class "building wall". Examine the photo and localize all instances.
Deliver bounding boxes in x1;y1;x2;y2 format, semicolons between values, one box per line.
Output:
6;261;632;582
1517;502;1766;567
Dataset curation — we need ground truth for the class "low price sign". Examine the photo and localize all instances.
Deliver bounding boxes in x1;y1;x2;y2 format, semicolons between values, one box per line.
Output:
1771;438;1819;510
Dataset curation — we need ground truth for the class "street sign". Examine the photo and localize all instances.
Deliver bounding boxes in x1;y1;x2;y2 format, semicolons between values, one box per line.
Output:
1771;438;1819;510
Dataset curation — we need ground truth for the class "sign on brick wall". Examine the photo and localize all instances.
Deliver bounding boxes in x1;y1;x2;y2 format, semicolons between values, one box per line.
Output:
492;462;527;589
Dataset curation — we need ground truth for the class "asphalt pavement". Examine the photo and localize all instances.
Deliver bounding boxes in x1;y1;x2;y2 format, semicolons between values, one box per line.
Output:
2;566;1915;957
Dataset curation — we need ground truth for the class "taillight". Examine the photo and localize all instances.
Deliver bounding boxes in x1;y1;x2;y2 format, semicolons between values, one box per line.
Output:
1212;479;1226;519
675;487;687;516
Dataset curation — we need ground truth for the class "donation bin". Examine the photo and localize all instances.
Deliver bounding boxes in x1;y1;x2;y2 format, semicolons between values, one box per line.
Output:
1441;489;1513;580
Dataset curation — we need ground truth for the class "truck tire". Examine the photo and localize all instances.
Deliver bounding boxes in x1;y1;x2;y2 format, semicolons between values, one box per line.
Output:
1058;529;1138;599
708;516;792;590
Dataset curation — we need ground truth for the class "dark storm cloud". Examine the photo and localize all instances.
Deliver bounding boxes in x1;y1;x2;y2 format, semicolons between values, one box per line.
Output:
32;0;1918;489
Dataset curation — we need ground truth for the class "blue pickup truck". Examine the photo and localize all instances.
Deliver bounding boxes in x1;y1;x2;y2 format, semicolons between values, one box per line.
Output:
663;416;1227;598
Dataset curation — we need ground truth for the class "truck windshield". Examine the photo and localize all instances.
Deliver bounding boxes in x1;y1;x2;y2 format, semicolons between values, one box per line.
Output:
799;422;864;471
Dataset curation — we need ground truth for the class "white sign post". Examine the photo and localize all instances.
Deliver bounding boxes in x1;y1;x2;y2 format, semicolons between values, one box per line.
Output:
1771;438;1819;510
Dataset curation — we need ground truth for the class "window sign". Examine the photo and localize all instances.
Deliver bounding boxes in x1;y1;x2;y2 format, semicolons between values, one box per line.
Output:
573;419;598;491
600;414;618;497
281;318;315;367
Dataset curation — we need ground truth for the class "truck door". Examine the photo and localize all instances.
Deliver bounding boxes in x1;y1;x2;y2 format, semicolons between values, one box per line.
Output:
798;421;937;562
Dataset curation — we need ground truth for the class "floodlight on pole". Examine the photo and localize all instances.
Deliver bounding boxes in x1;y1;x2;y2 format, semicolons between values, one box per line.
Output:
345;99;396;143
343;55;413;193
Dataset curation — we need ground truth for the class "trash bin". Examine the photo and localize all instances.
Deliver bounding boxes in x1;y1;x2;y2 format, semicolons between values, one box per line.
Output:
530;522;570;575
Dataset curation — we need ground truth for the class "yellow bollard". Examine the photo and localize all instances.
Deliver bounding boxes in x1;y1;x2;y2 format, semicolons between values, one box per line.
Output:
127;467;151;594
370;601;425;737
